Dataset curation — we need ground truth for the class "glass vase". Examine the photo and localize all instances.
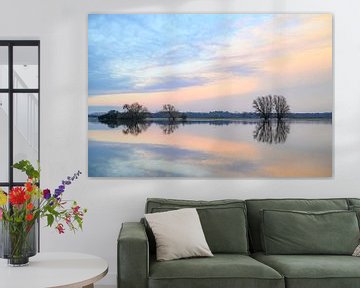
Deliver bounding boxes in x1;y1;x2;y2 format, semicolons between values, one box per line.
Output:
0;220;37;266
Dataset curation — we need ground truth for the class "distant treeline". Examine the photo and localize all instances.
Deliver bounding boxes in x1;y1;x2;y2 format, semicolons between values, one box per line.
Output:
89;110;332;120
153;111;332;119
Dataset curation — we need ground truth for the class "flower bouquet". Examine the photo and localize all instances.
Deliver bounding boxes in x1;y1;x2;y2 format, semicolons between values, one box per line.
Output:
0;160;87;266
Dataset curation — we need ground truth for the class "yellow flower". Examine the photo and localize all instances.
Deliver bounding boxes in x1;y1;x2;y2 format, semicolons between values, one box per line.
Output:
0;190;7;206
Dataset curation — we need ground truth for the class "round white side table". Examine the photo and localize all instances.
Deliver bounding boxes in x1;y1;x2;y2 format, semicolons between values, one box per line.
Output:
0;252;108;288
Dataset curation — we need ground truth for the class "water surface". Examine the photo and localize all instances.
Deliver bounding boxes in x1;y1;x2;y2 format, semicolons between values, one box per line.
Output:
88;119;332;177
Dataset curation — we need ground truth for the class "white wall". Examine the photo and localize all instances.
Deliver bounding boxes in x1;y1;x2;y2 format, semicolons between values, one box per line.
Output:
0;104;8;182
1;0;360;285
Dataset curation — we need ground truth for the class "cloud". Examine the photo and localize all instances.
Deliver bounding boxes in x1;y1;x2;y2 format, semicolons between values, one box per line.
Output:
88;75;259;112
88;14;332;112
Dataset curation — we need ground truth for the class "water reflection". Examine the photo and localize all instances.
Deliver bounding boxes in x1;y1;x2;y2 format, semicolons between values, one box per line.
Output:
159;122;179;135
98;118;254;128
97;117;291;144
98;118;124;129
274;120;290;143
253;120;290;144
122;121;150;136
88;119;332;177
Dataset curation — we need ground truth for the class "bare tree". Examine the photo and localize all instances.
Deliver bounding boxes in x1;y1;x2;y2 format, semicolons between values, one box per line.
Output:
252;95;273;120
162;104;179;121
273;95;290;120
123;102;149;120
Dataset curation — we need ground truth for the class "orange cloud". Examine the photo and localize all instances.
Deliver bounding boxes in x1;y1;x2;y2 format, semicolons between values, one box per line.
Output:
262;46;332;87
88;75;259;110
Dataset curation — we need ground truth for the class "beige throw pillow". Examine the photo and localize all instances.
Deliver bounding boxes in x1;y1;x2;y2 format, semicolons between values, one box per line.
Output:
353;244;360;256
145;208;213;261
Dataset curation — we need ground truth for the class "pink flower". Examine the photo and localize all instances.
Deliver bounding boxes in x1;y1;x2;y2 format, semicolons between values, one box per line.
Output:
0;208;3;220
65;214;71;225
56;223;65;234
72;205;80;215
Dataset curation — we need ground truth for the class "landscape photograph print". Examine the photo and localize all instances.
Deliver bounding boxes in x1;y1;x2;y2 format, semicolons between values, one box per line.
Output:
88;13;333;177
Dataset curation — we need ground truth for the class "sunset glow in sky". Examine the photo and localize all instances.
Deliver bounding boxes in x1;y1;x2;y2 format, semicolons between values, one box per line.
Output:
88;14;332;113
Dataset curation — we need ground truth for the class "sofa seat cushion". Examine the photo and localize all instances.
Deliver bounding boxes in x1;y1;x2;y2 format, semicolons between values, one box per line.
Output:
253;252;360;288
149;254;284;288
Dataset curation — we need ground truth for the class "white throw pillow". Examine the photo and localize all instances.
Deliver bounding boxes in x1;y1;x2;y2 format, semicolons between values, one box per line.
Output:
145;208;213;261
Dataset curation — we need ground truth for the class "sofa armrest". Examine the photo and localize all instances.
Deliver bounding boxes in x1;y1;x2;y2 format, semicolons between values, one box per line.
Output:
118;222;149;288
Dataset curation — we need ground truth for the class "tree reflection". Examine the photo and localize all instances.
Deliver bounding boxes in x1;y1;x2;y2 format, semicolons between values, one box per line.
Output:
253;121;273;143
97;117;291;141
101;120;123;129
122;121;150;136
274;120;290;144
160;122;179;135
253;120;290;144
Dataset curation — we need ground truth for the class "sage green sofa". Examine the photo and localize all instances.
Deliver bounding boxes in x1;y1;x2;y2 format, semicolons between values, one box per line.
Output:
118;198;360;288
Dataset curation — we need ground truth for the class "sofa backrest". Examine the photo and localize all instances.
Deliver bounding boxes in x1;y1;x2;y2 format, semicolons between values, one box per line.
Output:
245;198;349;252
145;198;249;255
348;198;360;207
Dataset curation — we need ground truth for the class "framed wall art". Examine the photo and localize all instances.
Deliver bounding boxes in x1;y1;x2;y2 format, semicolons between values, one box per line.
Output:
88;13;332;177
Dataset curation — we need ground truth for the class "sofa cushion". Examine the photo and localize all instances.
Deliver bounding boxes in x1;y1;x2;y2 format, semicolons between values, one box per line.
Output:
346;199;360;229
347;198;360;207
261;209;359;255
246;198;349;252
146;198;249;254
145;208;213;261
253;252;360;288
349;205;360;228
149;254;284;288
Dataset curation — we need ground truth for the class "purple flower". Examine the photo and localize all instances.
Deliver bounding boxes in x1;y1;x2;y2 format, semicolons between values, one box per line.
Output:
43;189;51;200
54;189;63;198
54;171;82;199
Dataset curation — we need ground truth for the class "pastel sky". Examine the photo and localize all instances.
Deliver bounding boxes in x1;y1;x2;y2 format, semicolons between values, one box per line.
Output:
88;14;332;113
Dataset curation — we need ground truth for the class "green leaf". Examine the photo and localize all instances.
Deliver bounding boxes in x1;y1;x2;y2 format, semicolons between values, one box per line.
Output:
12;160;30;170
47;214;54;227
47;206;60;217
12;160;40;180
75;216;83;230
